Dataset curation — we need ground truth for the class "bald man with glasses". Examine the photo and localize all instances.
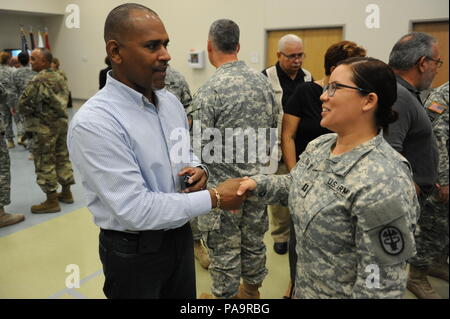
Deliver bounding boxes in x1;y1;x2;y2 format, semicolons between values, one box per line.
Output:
262;34;313;257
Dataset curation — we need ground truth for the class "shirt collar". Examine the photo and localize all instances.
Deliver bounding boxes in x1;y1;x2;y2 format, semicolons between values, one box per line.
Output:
105;70;156;109
217;60;245;71
396;74;422;101
276;62;305;82
315;131;384;176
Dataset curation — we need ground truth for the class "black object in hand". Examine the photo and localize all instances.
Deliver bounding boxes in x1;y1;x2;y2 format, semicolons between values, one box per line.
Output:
184;174;198;187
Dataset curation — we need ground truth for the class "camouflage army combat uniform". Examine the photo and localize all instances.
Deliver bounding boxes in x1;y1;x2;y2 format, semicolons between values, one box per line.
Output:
252;132;419;298
18;68;75;194
0;82;11;207
190;60;278;298
0;64;14;141
411;81;449;272
11;66;37;139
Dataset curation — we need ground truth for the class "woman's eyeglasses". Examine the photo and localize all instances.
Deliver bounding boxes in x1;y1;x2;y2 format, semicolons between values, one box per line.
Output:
323;82;371;97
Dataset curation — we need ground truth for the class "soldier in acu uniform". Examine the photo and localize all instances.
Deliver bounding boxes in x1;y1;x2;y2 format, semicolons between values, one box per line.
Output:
0;51;16;149
410;81;449;285
191;19;278;299
18;48;75;214
11;52;36;145
0;82;26;228
234;57;419;298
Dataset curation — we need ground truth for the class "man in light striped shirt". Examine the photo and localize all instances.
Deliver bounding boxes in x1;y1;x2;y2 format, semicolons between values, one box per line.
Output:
68;3;245;299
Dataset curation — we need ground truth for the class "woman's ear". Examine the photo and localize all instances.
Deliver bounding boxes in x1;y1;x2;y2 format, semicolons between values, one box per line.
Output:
362;92;378;112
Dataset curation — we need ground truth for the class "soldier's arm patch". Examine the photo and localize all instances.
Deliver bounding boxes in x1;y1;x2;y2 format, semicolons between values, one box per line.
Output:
427;101;447;114
356;195;416;266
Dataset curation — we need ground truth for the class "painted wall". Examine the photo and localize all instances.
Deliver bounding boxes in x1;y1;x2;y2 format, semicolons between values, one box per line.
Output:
0;0;448;99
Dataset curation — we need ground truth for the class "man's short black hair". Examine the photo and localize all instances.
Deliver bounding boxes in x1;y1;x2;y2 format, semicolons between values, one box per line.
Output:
104;3;158;42
18;51;30;66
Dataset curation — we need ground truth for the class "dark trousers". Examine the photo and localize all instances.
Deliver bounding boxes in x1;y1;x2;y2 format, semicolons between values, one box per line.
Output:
99;223;196;299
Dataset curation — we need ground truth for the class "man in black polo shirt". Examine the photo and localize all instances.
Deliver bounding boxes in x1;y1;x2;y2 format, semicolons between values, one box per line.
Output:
386;31;441;299
262;34;312;256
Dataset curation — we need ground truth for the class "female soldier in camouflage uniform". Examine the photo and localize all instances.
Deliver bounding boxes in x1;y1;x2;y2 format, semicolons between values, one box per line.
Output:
230;57;420;298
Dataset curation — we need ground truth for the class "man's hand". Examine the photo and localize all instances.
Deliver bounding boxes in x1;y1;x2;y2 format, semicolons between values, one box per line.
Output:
10;107;16;116
179;166;207;193
211;178;248;210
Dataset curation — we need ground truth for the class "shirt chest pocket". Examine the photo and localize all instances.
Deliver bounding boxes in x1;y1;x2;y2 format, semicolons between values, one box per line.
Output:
291;177;338;234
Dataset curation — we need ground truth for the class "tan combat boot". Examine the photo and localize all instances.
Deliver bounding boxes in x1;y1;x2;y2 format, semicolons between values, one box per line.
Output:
194;239;210;270
236;281;261;299
407;265;441;299
428;256;449;282
31;192;61;214
7;138;15;149
0;206;25;228
58;185;74;204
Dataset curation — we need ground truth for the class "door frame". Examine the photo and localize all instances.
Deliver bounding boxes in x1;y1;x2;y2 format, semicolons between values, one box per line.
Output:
409;18;449;31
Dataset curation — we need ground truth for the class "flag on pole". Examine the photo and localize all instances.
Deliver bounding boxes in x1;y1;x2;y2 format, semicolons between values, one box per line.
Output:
29;26;35;50
37;30;45;48
20;26;29;52
44;27;51;51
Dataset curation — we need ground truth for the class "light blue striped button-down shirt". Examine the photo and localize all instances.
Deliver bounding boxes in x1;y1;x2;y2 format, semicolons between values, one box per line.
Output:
68;72;212;231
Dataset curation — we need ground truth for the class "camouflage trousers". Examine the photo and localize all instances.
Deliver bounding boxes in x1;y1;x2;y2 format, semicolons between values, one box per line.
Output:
13;112;25;137
0;134;11;206
201;200;269;298
30;122;75;194
190;217;202;241
0;104;14;139
410;190;449;271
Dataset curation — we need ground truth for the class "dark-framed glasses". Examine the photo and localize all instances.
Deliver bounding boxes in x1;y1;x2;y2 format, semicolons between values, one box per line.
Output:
425;56;444;68
280;52;305;60
323;82;371;97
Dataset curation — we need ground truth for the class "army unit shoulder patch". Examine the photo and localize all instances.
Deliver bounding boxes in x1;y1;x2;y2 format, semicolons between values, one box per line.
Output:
379;226;404;255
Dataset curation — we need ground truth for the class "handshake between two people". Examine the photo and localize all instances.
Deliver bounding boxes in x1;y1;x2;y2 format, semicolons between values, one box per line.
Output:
177;167;257;211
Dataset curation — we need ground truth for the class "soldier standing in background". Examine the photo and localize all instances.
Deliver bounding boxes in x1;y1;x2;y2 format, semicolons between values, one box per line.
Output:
191;19;278;299
0;51;16;149
0;82;26;228
164;64;210;270
11;52;36;146
18;48;75;214
412;81;449;286
262;34;313;256
51;57;73;108
386;32;441;299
